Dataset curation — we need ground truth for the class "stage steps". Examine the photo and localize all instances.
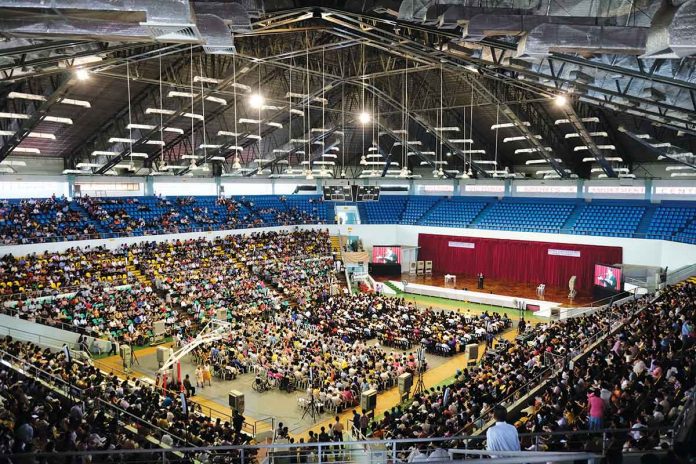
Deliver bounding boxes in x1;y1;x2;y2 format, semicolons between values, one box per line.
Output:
634;204;657;237
560;202;585;232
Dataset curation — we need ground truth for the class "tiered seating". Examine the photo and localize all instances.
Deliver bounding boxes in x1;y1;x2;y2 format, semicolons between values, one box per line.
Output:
420;197;488;227
646;205;696;240
572;203;646;237
476;199;575;233
401;195;440;225
360;195;407;224
674;219;696;244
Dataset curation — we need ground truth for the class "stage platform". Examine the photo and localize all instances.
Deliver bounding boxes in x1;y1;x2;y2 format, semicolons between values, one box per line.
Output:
390;281;561;317
380;273;593;307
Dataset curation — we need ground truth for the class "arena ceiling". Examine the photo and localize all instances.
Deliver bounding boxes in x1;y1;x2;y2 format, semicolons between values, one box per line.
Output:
0;0;695;180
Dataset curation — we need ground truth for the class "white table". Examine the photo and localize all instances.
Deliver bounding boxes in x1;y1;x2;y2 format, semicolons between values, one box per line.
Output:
444;274;457;287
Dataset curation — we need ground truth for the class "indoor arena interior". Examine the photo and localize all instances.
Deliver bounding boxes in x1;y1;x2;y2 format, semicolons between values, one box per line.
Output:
0;1;695;463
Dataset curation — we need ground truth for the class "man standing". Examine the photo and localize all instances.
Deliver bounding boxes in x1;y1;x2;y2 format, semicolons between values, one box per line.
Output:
486;406;520;458
477;273;484;289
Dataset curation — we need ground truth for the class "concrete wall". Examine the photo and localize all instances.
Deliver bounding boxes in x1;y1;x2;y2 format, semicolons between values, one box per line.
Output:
0;314;110;353
2;223;694;271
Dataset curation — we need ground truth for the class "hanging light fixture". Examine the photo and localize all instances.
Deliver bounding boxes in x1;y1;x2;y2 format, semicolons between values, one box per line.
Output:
232;157;242;169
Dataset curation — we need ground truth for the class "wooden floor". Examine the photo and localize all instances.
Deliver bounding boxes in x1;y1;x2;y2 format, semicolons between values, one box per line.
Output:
377;272;593;307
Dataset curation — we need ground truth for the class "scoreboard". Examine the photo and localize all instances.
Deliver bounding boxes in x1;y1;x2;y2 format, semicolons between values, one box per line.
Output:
355;186;380;201
322;185;381;202
323;185;352;201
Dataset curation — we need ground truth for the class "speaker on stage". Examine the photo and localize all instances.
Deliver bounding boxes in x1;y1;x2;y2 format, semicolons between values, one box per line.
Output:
360;389;377;412
229;390;245;413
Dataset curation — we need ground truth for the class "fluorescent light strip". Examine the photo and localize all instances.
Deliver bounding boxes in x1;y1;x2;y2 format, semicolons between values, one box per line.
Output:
218;131;241;137
127;123;155;130
665;166;696;171
289;109;304;116
8;92;46;101
515;147;551;154
554;117;599;125
239;118;261;124
261;105;282;110
526;158;562;165
0;112;29;119
194;76;220;84
146;108;176;115
582;157;623;162
109;137;136;143
266;122;283;128
226;146;244;151
209;156;225;161
0;130;55;140
448;139;473;144
183;113;204;120
76;163;101;168
434;127;459;132
650;142;671;148
199;144;221;149
565;132;608;139
205;96;227;105
503;135;542;143
573;145;615;151
146;140;164;146
168;91;194;98
272;149;290;153
286;92;308;98
671;173;696;177
92;151;118;156
461;149;486;154
231;83;251;92
290;138;308;143
247;134;261;140
182;155;203;160
129;153;148;158
12;147;40;154
491;122;530;130
407;140;422;145
322;154;337;158
310;128;329;133
164;127;184;134
58;98;91;108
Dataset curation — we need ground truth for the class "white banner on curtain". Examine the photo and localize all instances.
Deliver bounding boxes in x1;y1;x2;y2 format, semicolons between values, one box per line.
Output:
548;248;581;257
449;241;475;249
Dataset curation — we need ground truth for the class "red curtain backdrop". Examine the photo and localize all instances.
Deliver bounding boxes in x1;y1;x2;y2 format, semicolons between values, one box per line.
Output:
417;234;622;293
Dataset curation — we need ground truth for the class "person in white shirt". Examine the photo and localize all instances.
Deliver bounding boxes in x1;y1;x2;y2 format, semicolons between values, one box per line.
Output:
486;406;520;458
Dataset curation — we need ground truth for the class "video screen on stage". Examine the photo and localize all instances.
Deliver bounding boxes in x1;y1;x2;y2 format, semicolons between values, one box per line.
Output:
372;246;401;264
594;264;622;291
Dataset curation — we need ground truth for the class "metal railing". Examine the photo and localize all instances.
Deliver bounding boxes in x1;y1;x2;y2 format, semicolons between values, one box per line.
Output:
0;347;198;449
666;263;696;285
0;427;676;463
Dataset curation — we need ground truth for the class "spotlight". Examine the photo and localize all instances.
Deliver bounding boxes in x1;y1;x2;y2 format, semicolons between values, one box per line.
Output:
554;94;568;107
358;111;371;124
249;93;265;109
75;68;90;81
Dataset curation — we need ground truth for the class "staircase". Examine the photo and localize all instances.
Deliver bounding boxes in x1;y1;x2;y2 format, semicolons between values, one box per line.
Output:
416;198;444;224
561;202;586;232
127;253;151;287
468;200;494;228
634;204;657;237
330;235;342;254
